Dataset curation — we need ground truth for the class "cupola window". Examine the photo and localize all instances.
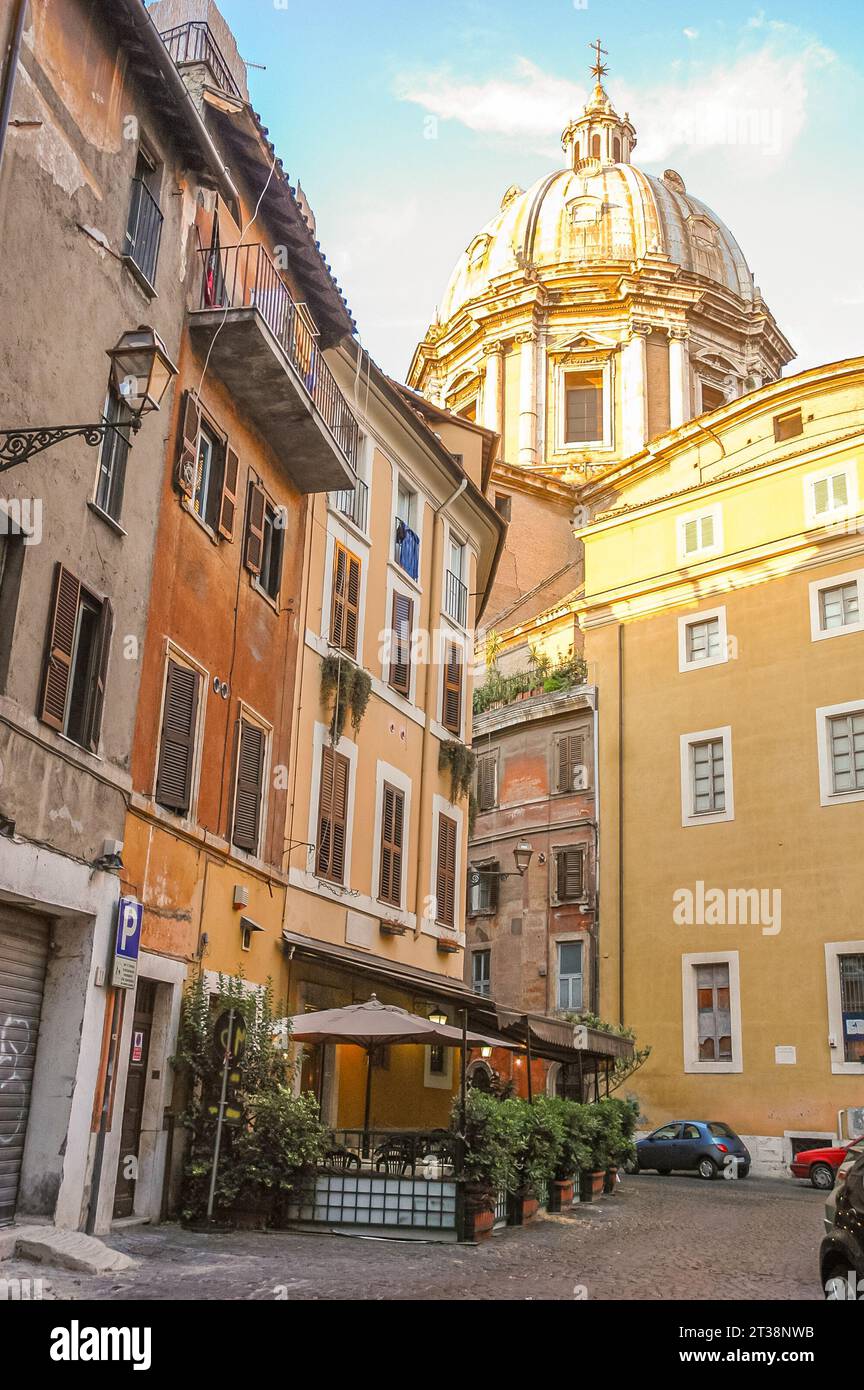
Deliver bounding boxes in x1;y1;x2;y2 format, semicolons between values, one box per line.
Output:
564;370;603;444
591;134;601;159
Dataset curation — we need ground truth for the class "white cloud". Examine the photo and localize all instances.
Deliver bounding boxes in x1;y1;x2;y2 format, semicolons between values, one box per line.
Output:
683;28;699;40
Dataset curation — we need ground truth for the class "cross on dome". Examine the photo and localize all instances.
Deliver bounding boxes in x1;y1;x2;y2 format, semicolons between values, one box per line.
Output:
589;38;609;82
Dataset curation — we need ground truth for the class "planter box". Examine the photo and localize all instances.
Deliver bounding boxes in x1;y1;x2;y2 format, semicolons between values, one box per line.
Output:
461;1206;495;1242
604;1166;620;1195
579;1170;605;1202
507;1193;540;1226
459;1182;496;1242
548;1178;575;1212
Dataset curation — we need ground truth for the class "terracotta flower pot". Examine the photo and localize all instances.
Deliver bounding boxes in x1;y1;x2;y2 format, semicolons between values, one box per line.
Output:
604;1165;620;1195
548;1178;575;1212
579;1169;605;1202
507;1192;540;1225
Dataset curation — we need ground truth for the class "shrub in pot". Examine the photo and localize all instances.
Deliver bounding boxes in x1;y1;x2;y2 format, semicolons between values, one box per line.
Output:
454;1090;513;1237
501;1096;565;1221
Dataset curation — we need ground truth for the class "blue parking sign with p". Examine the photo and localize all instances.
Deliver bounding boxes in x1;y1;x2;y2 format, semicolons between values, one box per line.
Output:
112;898;143;988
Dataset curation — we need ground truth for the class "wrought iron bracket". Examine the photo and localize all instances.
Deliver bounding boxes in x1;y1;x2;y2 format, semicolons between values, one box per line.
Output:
0;418;140;472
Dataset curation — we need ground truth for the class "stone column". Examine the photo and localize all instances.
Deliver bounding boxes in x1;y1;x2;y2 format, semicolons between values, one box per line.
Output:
668;327;691;429
516;330;538;465
621;324;649;456
482;342;504;438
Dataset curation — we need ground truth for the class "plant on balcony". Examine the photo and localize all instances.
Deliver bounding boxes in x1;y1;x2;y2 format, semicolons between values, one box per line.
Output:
561;1009;652;1094
439;739;476;802
473;653;588;715
321;654;372;740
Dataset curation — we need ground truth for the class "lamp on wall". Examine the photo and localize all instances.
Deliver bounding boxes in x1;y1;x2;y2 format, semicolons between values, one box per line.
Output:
513;839;534;876
429;1007;448;1027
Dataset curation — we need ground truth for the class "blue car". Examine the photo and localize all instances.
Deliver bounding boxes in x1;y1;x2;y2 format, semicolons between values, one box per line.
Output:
636;1120;751;1180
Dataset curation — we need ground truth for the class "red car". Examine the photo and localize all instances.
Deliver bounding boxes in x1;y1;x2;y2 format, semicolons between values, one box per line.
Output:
790;1143;853;1190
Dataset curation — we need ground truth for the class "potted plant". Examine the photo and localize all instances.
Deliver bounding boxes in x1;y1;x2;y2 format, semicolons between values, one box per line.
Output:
597;1096;638;1194
455;1091;512;1242
547;1099;591;1211
502;1097;564;1224
578;1108;608;1202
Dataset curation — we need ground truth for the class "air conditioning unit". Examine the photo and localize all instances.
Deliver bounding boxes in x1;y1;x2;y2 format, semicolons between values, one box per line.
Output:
843;1107;864;1139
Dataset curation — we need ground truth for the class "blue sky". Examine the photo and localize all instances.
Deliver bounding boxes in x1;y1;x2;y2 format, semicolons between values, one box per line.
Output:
209;0;864;379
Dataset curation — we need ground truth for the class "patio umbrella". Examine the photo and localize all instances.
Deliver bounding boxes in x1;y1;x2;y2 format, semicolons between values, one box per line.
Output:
286;995;510;1140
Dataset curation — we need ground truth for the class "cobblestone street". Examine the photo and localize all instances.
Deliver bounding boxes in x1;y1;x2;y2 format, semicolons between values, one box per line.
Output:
11;1174;827;1302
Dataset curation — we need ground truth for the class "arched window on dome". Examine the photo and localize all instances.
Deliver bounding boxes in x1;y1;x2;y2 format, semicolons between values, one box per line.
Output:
591;134;601;159
573;140;580;163
613;136;622;163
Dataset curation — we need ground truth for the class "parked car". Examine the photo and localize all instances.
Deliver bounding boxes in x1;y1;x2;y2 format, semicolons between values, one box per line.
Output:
636;1121;750;1179
790;1141;855;1190
820;1141;864;1298
823;1136;864;1234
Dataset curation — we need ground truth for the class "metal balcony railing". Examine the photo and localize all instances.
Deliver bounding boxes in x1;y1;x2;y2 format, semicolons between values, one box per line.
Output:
332;478;368;531
159;20;242;98
123;179;163;288
196;243;359;472
444;569;468;626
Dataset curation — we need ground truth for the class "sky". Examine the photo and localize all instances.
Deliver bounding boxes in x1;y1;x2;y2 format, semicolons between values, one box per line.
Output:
208;0;864;380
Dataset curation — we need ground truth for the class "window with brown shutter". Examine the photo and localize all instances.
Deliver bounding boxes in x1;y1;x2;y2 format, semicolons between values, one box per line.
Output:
39;565;81;731
388;592;413;696
39;564;112;751
330;542;361;657
218;444;240;540
436;813;457;927
442;642;463;735
556;733;586;793
476;752;497;811
317;745;349;882
244;479;266;575
175;390;200;499
155;658;201;815
555;847;585;902
378;782;405;906
232;718;267;854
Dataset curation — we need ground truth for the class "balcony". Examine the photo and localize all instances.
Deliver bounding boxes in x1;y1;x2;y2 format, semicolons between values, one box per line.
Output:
188;243;358;492
332;478;368;532
122;179;163;290
444;569;468;627
160;20;242;98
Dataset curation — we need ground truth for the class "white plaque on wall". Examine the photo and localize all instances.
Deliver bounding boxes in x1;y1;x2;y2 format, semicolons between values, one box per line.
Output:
775;1045;797;1065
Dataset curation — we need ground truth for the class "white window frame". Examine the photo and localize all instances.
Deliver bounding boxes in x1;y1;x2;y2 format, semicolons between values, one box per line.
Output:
370;759;412;912
677;605;728;672
390;463;425;595
824;939;864;1075
441;518;472;634
554;935;585;1013
152;640;208;823
676;504;723;563
803;461;858;528
816;700;864;806
556;360;613;451
682;950;743;1074
680;726;734;826
809;570;864;642
229;700;272;862
471;947;492;996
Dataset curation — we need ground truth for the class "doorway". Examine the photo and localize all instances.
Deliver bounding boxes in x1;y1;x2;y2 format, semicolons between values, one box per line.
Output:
113;978;156;1219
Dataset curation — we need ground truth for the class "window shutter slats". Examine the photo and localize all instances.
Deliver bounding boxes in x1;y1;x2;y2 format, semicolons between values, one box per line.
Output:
86;598;113;754
556;847;584;901
436;813;457;927
379;782;405;906
477;753;496;810
218;444;240;540
330;543;361;657
232;720;266;853
317;746;349;882
39;564;80;731
176;391;199;498
558;734;585;792
244;480;266;575
155;659;199;814
442;642;463;734
389;592;413;696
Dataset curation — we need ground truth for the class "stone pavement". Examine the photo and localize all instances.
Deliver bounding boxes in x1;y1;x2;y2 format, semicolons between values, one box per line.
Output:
1;1173;827;1301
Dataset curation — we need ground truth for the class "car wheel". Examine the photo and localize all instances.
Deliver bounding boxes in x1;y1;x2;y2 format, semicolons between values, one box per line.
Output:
810;1163;835;1191
697;1157;718;1180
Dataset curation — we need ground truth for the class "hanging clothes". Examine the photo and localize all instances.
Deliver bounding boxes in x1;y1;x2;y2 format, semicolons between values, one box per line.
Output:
399;526;420;581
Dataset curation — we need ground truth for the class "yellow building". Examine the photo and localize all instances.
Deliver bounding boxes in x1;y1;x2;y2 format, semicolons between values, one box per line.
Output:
578;356;864;1173
281;349;506;1132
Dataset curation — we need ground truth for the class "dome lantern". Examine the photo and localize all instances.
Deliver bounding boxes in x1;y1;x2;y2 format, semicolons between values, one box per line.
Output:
561;40;636;170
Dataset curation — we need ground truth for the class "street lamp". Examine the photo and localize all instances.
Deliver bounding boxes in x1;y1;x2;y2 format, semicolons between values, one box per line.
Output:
513;839;534;876
0;324;177;472
429;1007;448;1027
468;839;534;892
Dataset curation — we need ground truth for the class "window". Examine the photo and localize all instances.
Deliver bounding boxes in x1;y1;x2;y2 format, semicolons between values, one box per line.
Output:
476;751;498;811
839;954;864;1063
388;591;413;697
695;963;732;1062
805;465;856;526
39;565;112;752
494;493;512;522
192;423;220;529
0;523;24;695
94;388;133;523
555;732;586;792
564;370;603;444
700;383;725;413
678;607;728;671
154;656;201;815
394;480;420;580
378;783;405;907
123;145;163;288
175;392;238;541
821;582;859;631
441;642;463;735
330;541;361;657
472;949;491;997
554;847;585;903
557;941;583;1011
828;711;864;794
445;535;468;625
232;718;267;855
677;506;722;561
317;745;349;883
810;573;864;641
680;727;733;825
774;408;803;443
435;813;457;927
468;861;499;915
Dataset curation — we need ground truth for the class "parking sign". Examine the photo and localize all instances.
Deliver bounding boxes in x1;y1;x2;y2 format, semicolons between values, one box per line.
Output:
111;897;143;989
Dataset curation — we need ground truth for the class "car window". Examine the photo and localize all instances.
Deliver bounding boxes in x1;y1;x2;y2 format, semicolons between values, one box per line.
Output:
708;1122;735;1138
651;1124;680;1140
682;1124;701;1140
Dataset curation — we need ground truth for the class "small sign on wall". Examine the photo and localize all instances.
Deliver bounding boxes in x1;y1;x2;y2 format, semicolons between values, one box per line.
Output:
775;1045;797;1065
131;1030;144;1064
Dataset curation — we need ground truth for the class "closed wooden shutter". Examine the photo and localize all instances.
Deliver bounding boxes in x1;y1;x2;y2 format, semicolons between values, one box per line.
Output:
39;564;80;731
436;813;457;927
244;480;266;574
442;642;463;734
557;734;585;792
556;847;584;901
388;592;413;696
86;598;113;754
218;444;240;540
330;542;361;657
378;783;405;906
477;753;497;810
176;390;200;498
155;659;200;814
232;720;266;853
317;746;349;882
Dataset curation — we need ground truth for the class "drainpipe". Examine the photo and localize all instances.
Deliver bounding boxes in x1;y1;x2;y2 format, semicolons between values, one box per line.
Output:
413;476;468;934
590;686;601;1016
0;0;28;188
617;623;625;1025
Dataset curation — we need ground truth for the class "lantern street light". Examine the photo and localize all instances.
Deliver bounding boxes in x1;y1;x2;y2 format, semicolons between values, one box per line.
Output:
513;839;534;877
428;1007;448;1027
0;325;177;472
468;838;534;891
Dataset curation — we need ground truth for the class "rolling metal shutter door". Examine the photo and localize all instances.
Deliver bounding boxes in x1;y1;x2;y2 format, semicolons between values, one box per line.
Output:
0;907;50;1225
